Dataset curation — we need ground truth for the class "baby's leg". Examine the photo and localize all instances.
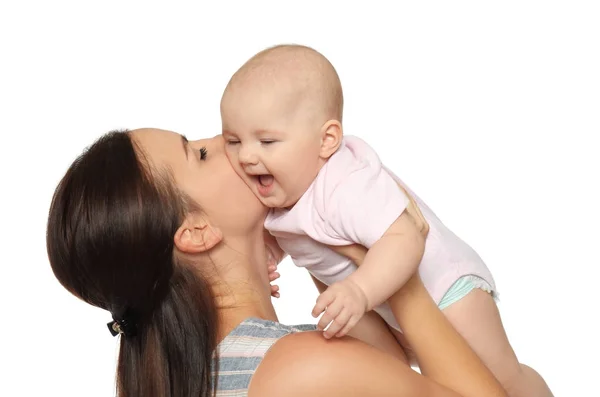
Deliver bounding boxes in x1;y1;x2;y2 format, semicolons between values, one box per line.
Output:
443;285;553;397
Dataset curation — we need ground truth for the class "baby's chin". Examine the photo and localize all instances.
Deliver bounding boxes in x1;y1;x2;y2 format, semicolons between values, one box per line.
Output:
258;193;297;210
259;196;284;209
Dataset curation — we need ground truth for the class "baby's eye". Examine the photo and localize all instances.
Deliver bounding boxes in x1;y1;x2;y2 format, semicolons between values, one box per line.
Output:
261;140;275;145
227;140;240;145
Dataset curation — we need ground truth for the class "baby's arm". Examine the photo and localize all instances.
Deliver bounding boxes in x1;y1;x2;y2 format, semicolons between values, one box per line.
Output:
311;274;409;362
350;209;425;310
264;228;286;265
312;210;425;337
265;229;286;298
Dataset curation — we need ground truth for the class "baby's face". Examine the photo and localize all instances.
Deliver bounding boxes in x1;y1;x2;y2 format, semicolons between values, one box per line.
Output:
221;86;324;209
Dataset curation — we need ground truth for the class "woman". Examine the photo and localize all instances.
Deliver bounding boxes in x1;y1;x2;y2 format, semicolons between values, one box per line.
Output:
46;128;506;396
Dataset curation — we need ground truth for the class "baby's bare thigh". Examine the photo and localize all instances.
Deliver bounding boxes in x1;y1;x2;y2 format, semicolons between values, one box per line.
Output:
390;289;521;373
442;289;522;382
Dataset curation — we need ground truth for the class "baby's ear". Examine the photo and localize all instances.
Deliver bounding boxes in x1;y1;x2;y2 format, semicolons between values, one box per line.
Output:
319;119;343;159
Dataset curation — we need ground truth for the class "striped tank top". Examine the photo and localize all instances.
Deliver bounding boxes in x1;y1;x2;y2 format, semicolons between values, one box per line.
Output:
212;317;317;396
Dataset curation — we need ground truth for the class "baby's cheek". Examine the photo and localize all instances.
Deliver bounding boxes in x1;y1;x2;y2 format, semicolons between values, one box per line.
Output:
224;150;242;170
223;147;234;162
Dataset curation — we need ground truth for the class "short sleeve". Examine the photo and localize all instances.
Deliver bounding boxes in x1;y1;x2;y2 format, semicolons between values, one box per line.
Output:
323;165;409;248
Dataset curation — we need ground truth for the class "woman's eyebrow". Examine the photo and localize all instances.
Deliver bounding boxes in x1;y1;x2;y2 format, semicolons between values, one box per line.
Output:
181;135;189;159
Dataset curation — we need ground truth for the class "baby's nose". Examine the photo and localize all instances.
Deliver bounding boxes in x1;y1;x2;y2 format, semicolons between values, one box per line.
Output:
239;144;259;165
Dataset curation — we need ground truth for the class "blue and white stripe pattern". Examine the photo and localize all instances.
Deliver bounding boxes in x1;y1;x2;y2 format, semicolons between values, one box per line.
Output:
212;318;317;396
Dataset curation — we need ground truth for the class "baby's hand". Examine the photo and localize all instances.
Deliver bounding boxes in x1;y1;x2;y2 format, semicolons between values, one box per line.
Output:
311;279;368;338
264;229;284;298
266;247;280;298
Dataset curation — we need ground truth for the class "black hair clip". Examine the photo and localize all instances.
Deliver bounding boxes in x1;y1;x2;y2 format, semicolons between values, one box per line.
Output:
107;320;123;336
107;311;137;337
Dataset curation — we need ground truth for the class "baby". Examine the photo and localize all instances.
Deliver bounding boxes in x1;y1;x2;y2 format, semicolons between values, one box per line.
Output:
220;44;551;397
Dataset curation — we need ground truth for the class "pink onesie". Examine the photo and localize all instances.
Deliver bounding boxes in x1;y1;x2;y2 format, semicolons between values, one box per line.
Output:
265;135;495;330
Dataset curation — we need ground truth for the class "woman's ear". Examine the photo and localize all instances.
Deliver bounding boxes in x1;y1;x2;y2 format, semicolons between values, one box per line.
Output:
174;212;223;254
319;119;343;160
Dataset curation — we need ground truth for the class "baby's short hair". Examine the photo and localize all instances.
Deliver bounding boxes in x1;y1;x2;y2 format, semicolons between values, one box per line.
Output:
225;44;344;122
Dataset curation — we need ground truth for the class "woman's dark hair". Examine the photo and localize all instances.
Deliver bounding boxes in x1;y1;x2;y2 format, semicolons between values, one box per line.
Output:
46;130;218;397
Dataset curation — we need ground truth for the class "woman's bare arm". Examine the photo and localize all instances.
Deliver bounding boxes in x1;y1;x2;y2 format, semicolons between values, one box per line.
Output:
249;244;506;396
391;274;506;396
331;243;507;397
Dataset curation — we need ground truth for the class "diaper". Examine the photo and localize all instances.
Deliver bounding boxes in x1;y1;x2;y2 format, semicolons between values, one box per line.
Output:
438;275;498;310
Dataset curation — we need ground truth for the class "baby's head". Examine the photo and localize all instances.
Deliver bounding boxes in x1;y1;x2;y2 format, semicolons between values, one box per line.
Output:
221;44;344;209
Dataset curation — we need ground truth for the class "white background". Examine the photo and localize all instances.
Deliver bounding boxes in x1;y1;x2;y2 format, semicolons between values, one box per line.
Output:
1;1;598;395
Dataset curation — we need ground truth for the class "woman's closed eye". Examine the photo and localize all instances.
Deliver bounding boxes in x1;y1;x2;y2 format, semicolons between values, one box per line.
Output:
199;147;208;160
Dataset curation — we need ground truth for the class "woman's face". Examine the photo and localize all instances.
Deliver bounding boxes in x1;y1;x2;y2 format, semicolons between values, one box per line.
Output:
131;128;267;236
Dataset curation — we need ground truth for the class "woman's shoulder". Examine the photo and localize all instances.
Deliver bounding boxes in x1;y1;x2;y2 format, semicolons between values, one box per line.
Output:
215;317;317;362
224;317;317;337
214;318;318;395
248;330;433;397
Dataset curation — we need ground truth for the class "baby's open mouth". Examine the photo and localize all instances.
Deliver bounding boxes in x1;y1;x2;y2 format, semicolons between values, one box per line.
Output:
258;174;274;187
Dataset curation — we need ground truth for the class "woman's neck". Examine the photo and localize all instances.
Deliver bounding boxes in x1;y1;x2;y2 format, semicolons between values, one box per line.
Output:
209;227;279;341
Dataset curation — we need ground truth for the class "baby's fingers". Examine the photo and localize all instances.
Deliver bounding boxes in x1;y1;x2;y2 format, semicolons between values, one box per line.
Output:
268;271;280;282
316;300;342;331
270;284;280;298
335;314;361;338
312;289;335;318
324;309;351;339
